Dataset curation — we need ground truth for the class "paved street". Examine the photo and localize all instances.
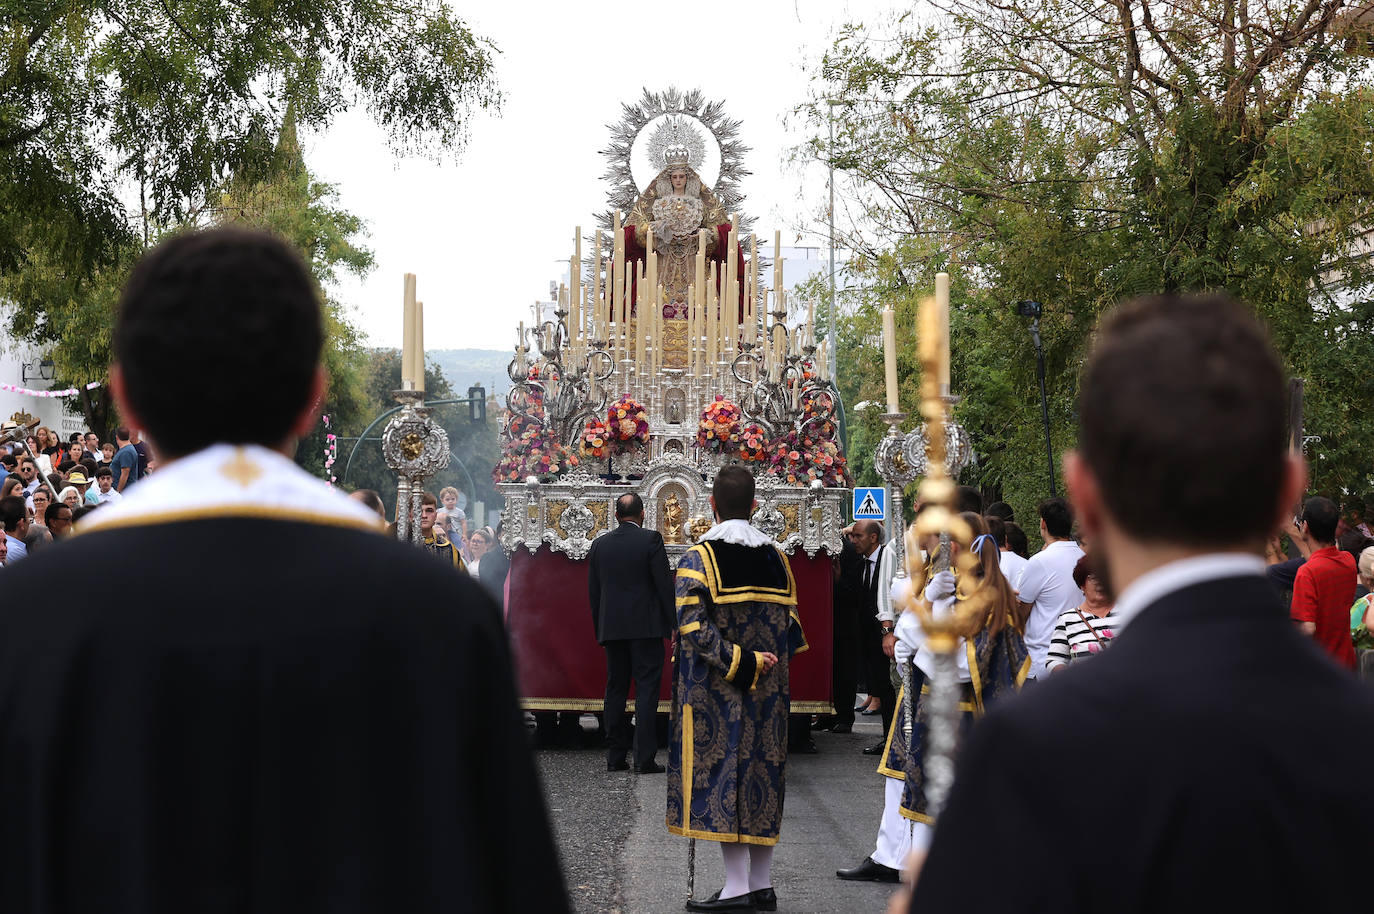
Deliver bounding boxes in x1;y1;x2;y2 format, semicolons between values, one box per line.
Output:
537;714;903;914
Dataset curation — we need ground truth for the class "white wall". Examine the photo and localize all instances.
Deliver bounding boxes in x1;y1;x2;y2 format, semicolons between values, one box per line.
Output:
0;345;88;439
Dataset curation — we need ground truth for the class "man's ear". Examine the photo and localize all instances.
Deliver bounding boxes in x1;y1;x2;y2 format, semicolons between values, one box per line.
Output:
289;365;328;440
109;364;146;434
1063;451;1104;543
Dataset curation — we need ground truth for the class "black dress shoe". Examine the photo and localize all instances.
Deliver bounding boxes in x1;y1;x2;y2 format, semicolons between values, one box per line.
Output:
836;857;901;883
861;742;885;755
828;721;853;734
685;889;756;912
635;760;665;774
607;758;630;771
751;887;778;911
789;739;818;754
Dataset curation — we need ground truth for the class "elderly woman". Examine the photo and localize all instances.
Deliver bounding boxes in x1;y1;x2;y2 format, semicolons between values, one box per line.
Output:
57;486;82;511
1351;547;1374;653
466;526;493;579
1045;554;1117;672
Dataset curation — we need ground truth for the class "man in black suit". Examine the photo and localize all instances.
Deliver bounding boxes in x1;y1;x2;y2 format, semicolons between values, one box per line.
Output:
587;493;674;773
850;519;896;754
910;293;1374;912
0;229;569;913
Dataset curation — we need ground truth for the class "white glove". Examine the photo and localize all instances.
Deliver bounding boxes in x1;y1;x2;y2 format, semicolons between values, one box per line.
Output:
925;569;956;603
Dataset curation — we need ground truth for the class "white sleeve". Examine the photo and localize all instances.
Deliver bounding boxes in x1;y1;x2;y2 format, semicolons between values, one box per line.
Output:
876;544;897;622
1016;555;1045;604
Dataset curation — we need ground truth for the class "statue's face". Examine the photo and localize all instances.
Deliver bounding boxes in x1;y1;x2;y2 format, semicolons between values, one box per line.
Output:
670;169;687;191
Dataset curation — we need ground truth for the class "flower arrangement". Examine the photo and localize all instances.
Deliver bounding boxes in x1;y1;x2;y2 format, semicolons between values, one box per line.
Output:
493;422;578;484
580;417;610;459
738;423;769;463
605;395;650;453
766;429;849;487
693;395;743;455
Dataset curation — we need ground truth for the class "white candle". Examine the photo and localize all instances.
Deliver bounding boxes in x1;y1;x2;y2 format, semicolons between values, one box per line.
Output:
401;273;417;389
414;300;425;392
936;271;951;393
592;234;602;338
882;304;899;414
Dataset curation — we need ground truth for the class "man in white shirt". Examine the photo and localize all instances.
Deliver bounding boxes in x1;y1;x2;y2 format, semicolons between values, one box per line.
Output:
1014;497;1084;677
985;516;1028;588
88;466;123;505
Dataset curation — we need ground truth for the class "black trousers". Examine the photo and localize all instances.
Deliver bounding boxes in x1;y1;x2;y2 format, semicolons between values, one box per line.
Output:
857;609;896;737
603;638;664;767
831;603;859;728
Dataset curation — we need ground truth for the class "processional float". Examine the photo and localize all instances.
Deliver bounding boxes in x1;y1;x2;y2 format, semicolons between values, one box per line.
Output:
493;89;848;714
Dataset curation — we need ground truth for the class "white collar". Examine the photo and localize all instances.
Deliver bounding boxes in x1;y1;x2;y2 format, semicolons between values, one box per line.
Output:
699;518;776;548
1112;552;1267;633
79;443;382;535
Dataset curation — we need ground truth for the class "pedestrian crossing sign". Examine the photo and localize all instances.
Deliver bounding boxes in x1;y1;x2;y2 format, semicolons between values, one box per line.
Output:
853;487;885;521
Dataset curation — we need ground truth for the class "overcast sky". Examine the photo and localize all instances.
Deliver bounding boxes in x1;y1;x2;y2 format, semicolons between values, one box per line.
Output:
304;0;906;353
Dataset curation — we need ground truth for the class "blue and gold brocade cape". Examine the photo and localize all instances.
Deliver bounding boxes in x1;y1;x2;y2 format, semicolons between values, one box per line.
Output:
666;541;805;845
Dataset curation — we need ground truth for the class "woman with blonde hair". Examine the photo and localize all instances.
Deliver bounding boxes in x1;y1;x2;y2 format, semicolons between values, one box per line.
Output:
1351;546;1374;654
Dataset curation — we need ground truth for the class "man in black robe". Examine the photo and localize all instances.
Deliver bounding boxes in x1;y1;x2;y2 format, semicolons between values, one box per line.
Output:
0;228;569;914
909;294;1374;912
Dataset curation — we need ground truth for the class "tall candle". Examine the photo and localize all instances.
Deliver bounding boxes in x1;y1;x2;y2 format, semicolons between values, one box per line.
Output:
401;273;417;389
882;304;899;413
688;286;697;376
749;234;759;341
414;300;425;392
773;230;783;304
572;227;582;337
935;271;951;393
592;234;602;338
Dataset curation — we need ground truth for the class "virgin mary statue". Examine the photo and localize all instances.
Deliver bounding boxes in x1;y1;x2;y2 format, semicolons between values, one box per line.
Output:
624;145;741;368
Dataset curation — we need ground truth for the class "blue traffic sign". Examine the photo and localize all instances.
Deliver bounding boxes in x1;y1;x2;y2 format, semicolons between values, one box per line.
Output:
853;486;886;520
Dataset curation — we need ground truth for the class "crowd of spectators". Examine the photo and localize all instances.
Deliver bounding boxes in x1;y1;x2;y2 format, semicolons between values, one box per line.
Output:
0;424;149;561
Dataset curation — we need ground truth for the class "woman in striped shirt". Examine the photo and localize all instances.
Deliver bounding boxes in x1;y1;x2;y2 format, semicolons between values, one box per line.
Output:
1046;553;1116;672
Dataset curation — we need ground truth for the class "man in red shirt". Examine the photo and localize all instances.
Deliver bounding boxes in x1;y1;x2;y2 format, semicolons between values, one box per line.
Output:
1291;496;1358;670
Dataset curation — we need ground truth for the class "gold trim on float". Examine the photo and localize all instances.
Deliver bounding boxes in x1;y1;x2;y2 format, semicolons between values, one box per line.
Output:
518;698;834;714
519;698;672;713
77;505;385;536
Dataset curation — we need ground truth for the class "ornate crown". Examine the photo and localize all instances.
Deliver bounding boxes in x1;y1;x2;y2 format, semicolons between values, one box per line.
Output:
664;144;691;170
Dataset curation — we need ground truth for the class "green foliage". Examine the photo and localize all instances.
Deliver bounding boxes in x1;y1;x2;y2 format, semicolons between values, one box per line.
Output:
806;1;1374;509
0;1;499;431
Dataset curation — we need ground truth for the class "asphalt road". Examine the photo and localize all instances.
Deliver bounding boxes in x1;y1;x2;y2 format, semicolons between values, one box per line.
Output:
536;714;904;914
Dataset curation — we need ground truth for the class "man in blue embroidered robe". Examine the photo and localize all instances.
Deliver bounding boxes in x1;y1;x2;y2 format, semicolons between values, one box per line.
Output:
667;466;807;912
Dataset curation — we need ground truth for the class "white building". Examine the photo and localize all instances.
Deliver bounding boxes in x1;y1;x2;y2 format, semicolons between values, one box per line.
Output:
0;342;90;440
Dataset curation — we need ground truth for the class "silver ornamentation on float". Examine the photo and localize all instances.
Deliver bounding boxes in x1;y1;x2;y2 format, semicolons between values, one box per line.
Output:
382;389;452;545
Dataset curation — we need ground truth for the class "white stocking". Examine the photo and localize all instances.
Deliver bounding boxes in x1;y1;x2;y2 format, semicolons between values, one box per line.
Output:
721;843;750;899
747;844;774;892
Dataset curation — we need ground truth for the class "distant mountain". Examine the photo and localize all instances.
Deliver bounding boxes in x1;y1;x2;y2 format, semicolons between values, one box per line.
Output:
426;349;513;398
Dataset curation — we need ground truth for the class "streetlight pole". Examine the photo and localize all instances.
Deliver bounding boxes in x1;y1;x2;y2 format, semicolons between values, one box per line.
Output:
1017;301;1056;498
827;101;840;381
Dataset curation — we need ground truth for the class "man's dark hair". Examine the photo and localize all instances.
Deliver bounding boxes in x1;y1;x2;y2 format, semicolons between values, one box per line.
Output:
1078;293;1287;546
18;456;34;468
712;465;755;521
0;454;14;469
72;505;95;523
1337;530;1373;564
986;501;1014;523
1301;496;1340;545
114;228;323;457
1039;498;1074;539
45;474;63;492
57;460;76;474
44;502;71;525
0;495;26;533
615;493;644;519
419;491;438;508
80;457;98;476
95;466;113;479
114;427;131;442
985;515;1008;547
351;489;386;518
1005;521;1029;560
956;485;984;515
